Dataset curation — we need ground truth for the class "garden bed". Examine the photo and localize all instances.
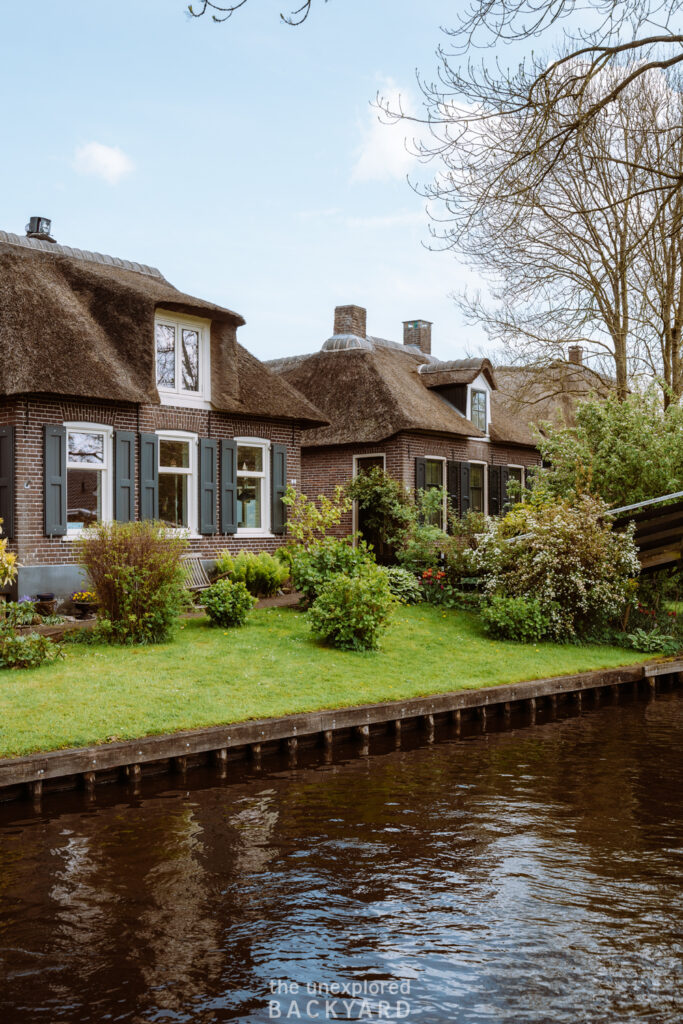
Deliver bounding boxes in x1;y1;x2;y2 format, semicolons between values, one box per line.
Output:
0;606;650;759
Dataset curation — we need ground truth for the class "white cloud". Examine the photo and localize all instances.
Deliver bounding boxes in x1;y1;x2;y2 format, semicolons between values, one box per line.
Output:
351;80;420;184
73;142;134;185
346;210;425;229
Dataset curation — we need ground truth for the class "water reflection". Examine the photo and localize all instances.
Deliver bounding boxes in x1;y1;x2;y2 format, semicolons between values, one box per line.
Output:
0;693;681;1023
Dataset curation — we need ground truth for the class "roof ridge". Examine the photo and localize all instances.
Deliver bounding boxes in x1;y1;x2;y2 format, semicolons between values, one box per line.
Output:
0;229;167;281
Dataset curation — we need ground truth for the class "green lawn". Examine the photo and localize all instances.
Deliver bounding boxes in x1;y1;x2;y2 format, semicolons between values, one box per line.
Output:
0;606;650;758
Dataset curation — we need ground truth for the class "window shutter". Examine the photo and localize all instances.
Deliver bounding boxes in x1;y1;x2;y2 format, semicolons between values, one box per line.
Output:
199;438;218;535
446;460;460;529
271;443;287;536
0;426;15;540
221;439;237;534
460;461;471;516
415;457;427;493
114;430;136;522
139;433;159;520
488;464;502;517
501;466;511;510
44;424;67;536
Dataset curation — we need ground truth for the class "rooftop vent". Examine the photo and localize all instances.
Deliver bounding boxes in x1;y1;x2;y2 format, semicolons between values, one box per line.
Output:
25;216;55;243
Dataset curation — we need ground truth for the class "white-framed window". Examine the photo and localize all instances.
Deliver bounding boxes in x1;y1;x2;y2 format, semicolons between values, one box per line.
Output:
470;389;487;432
155;311;211;409
469;461;487;514
236;438;271;535
156;430;198;533
65;423;113;534
424;455;447;528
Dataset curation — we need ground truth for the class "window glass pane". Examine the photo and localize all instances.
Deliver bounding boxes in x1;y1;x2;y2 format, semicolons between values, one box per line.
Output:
67;468;101;528
237;475;262;528
237;445;263;473
159;473;188;527
508;468;522;484
425;459;443;487
156;324;176;388
159;439;190;468
471;390;487;432
181;329;199;392
470;464;484;512
356;456;384;475
68;431;104;465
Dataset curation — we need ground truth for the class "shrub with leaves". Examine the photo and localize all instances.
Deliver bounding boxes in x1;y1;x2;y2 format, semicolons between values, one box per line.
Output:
345;467;413;559
203;578;257;628
474;494;640;640
230;550;289;596
76;520;188;644
0;632;62;669
290;536;376;605
480;596;557;643
282;484;352;548
383;566;423;604
307;565;395;651
0;519;17;589
2;600;39;628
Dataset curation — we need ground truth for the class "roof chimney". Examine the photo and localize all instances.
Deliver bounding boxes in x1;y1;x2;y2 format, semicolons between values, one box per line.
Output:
333;304;367;339
25;216;55;243
568;344;583;366
403;319;432;355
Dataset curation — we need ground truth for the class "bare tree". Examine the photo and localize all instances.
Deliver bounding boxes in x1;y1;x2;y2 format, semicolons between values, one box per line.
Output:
422;69;683;399
187;0;315;24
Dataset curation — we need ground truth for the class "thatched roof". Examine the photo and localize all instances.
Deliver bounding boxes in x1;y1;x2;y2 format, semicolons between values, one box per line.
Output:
267;342;485;446
491;361;612;445
419;357;497;390
0;231;326;426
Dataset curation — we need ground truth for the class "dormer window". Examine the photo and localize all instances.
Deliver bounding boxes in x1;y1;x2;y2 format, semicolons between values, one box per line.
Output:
470;389;487;433
155;312;211;409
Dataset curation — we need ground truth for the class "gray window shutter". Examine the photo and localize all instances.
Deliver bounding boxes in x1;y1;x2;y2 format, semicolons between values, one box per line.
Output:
139;433;159;520
199;438;218;535
44;424;67;536
271;443;287;535
415;457;427;493
501;466;511;510
460;462;471;516
114;430;136;522
0;426;15;540
446;460;460;529
221;439;237;534
488;464;502;517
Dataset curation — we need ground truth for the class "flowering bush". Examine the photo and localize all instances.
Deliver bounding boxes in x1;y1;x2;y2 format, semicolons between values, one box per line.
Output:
71;590;97;603
307;565;395;651
203;578;257;628
475;494;640;640
0;520;17;589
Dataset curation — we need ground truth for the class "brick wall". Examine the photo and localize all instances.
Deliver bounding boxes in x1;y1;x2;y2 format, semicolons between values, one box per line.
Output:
5;394;302;567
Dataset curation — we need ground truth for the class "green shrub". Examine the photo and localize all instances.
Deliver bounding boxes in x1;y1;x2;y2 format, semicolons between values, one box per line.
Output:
383;566;423;604
213;550;235;579
214;550;289;596
0;632;62;669
624;627;681;655
290;537;376;605
203;579;257;628
76;520;188;645
2;600;39;628
307;566;395;651
480;596;556;643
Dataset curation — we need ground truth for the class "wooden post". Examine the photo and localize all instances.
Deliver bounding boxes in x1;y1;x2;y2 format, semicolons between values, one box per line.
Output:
213;748;228;777
503;701;512;721
28;779;42;804
356;724;370;755
646;675;656;697
323;729;334;751
452;708;461;735
286;736;298;763
478;706;487;731
125;763;141;780
575;691;583;710
528;697;536;724
549;694;558;717
250;743;262;764
611;684;619;701
82;771;96;791
423;714;435;742
173;756;187;774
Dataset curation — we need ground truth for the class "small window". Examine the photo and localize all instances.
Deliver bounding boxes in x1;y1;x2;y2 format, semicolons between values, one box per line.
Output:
155;313;210;407
424;458;445;527
66;427;110;532
506;467;524;505
470;390;487;432
355;455;385;477
470;464;484;513
158;436;194;529
237;442;268;531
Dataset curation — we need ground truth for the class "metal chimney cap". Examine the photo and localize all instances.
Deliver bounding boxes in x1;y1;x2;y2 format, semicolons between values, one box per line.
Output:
25;216;55;242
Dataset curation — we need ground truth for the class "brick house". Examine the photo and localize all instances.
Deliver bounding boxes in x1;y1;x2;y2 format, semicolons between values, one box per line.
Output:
0;224;325;599
268;304;608;537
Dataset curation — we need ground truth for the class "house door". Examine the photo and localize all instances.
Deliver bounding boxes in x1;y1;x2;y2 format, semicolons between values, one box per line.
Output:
354;454;389;562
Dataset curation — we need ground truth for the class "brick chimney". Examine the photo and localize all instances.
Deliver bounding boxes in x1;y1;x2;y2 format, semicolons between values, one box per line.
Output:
403;320;432;355
334;304;367;338
568;344;583;366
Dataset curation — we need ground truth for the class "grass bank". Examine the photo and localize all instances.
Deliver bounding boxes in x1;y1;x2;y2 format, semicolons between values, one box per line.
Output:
0;606;648;758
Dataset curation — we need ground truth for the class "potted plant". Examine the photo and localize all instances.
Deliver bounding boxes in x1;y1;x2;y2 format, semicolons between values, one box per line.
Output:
71;590;98;618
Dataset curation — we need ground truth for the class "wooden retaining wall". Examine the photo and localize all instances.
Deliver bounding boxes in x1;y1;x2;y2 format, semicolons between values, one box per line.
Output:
2;658;682;805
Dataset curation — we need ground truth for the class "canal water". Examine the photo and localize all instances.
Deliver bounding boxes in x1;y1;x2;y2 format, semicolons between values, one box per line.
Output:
0;690;681;1024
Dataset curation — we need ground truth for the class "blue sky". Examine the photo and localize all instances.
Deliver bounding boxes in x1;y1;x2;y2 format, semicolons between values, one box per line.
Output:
1;1;502;361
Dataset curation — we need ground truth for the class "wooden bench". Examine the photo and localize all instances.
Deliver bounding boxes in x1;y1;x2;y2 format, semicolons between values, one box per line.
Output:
181;556;211;598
